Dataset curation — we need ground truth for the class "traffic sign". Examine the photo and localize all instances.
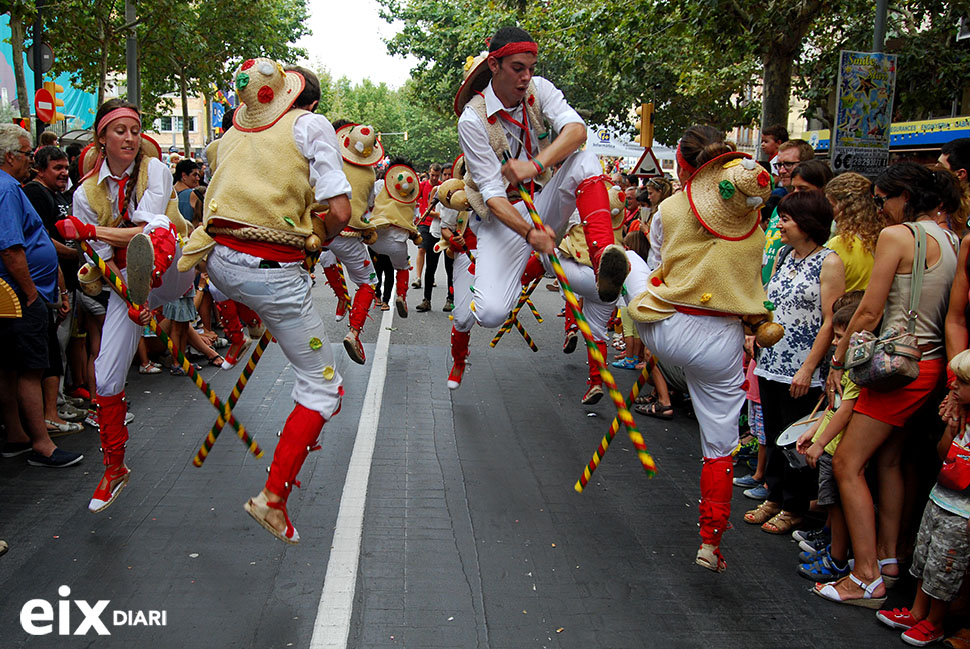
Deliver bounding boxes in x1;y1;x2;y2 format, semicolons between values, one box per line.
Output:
34;88;54;123
25;43;54;74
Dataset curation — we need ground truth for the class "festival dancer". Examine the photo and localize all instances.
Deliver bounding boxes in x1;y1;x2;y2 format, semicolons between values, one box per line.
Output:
322;122;383;364
626;126;780;573
178;58;352;544
368;159;422;318
57;99;194;513
436;156;478;390
454;26;628;331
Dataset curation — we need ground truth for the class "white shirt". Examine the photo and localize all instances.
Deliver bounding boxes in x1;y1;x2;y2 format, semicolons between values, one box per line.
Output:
293;112;353;203
457;77;584;205
73;156;173;261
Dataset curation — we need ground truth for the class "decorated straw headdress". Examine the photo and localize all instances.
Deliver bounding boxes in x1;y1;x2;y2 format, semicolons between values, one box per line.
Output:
232;58;304;132
685;152;773;240
337;123;384;167
384;163;419;204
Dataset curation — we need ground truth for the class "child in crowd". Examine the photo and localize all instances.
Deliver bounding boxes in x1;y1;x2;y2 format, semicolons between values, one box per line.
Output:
734;349;767;499
874;349;970;646
795;301;860;582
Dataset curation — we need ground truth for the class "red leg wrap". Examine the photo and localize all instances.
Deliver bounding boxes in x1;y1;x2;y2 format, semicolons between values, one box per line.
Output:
265;404;326;500
236;304;261;329
395;269;409;297
95;392;129;466
576;176;614;269
148;225;177;288
451;326;470;364
520;254;545;285
214;300;245;345
564;306;577;334
586;340;607;386
322;264;346;301
348;284;376;331
448;327;471;388
699;455;734;546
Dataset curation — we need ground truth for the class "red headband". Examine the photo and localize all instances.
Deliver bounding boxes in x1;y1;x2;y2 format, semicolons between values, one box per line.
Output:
676;143;696;177
488;41;538;61
97;107;141;134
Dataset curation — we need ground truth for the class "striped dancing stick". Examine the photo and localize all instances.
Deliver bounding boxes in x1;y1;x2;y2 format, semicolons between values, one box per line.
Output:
490;278;541;347
193;329;274;467
514;319;539;352
575;359;656;492
502;153;655;480
525;296;542;323
79;241;263;461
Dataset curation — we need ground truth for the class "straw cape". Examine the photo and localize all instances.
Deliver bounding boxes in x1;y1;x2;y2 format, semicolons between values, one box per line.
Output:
628;152;774;322
232;58;304;132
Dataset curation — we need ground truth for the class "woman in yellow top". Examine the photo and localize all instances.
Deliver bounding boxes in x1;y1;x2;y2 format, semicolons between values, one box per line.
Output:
824;172;884;291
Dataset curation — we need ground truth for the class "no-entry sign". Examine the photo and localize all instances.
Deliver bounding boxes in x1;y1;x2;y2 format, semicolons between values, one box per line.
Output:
34;88;54;123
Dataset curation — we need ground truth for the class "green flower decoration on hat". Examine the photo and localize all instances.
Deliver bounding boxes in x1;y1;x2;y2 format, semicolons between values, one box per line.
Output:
236;72;250;90
718;180;736;200
764;300;775;311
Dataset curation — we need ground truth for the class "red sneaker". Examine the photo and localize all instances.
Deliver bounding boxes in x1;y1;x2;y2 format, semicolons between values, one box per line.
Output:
902;620;944;646
877;608;919;631
447;360;466;390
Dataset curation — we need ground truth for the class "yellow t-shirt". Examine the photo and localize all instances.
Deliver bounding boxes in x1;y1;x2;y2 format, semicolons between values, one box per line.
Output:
812;372;861;456
826;234;874;292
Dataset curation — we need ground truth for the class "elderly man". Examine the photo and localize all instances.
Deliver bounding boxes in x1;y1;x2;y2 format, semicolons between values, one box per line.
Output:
0;124;82;467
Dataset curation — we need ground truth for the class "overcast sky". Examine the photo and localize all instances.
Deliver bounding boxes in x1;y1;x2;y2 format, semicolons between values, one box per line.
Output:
296;0;418;87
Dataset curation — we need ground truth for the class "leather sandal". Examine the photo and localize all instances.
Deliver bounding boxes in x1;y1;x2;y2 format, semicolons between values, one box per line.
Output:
743;501;781;525
761;510;803;534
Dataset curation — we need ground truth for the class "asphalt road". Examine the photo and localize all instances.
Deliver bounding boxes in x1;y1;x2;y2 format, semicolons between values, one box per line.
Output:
0;251;907;648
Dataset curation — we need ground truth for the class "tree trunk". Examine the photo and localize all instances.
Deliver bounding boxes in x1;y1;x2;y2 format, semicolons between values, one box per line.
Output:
758;50;795;161
179;70;191;156
9;10;29;118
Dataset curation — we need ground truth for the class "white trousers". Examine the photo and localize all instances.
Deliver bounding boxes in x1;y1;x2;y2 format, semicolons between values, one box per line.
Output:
326;235;377;287
368;227;410;270
206;245;343;418
544;255;616;342
95;240;195;397
451;251;476;333
472;150;602;329
625;251;744;458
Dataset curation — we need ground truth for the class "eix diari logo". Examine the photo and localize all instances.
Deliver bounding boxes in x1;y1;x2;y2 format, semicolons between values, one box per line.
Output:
20;585;167;636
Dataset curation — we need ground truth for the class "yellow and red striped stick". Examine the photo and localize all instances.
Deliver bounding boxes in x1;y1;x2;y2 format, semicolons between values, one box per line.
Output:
575;359;656;492
79;241;263;461
336;261;350;304
193;329;274;467
514;319;539;352
490;278;540;347
502;155;655;479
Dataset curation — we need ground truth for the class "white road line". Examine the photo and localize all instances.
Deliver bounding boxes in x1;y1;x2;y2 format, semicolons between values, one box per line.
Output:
309;308;393;649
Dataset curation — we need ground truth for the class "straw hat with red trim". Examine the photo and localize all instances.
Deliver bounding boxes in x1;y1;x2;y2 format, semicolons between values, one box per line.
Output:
337;123;384;167
232;58;304;132
384;164;419;204
454;51;490;116
685;152;772;241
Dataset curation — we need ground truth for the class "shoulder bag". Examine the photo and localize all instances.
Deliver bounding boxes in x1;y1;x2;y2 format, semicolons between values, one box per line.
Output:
845;222;925;392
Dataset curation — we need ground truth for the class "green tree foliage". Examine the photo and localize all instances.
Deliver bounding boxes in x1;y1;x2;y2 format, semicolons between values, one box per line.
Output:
379;0;970;146
39;0;308;140
321;73;459;169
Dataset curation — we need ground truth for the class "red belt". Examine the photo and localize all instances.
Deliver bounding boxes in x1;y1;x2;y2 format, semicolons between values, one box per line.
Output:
674;304;737;319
